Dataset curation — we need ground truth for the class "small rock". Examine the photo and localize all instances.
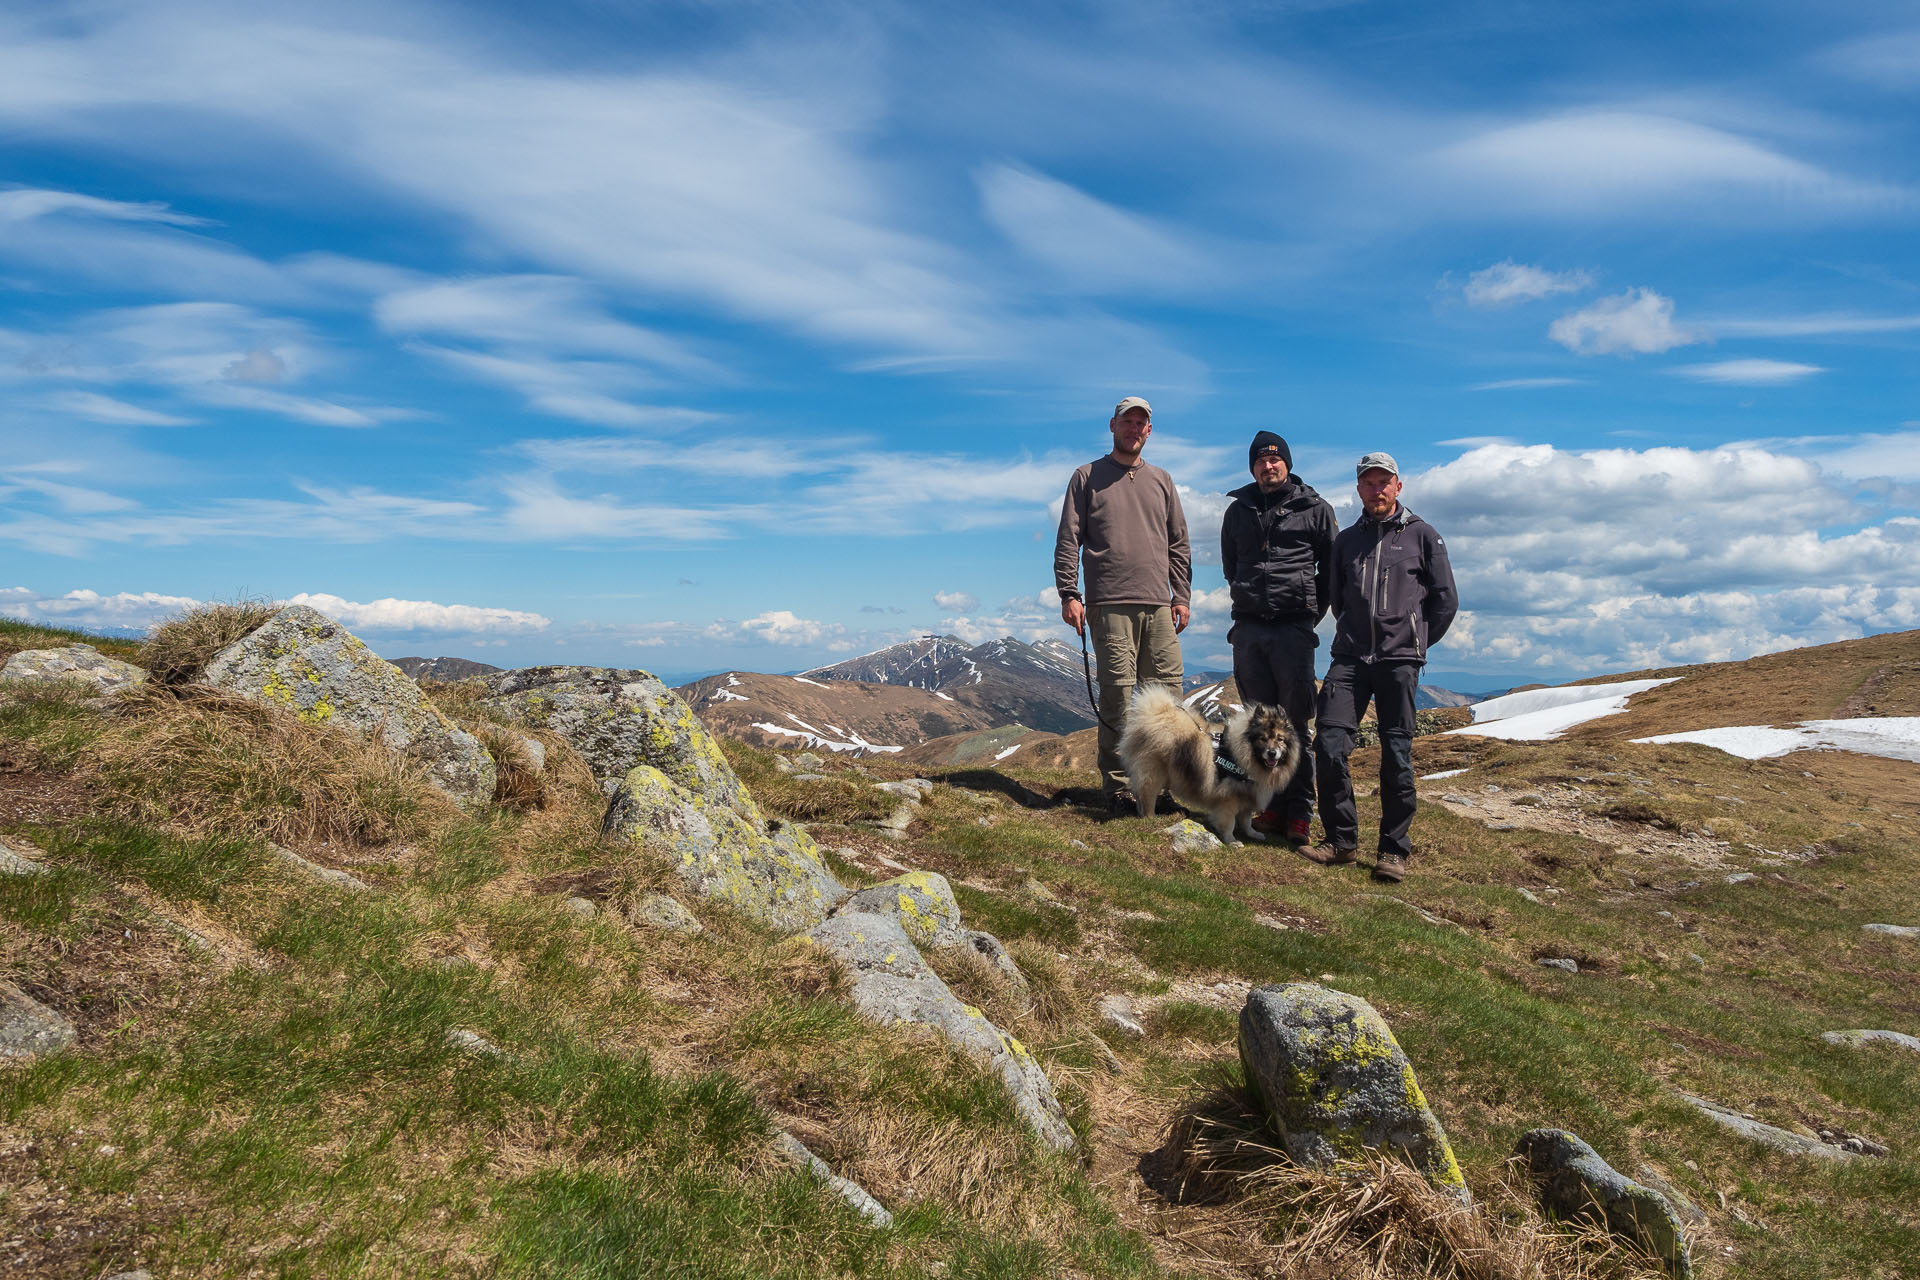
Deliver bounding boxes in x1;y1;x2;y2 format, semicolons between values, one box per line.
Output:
1239;983;1467;1201
876;800;920;834
1485;821;1522;831
104;1272;154;1280
773;755;797;774
1518;1129;1691;1276
792;772;829;782
1514;888;1543;905
794;751;826;770
1068;839;1089;850
0;834;49;876
564;896;597;918
1512;792;1545;806
1098;994;1145;1038
268;842;372;892
1862;923;1920;938
1440;792;1476;806
1634;1164;1708;1229
1482;783;1502;794
1688;953;1705;967
1022;875;1061;905
1678;1093;1858;1161
0;980;75;1059
1822;1029;1920;1054
1538;957;1579;973
1725;872;1757;885
626;893;703;934
1714;795;1747;805
975;816;992;827
1253;912;1292;931
771;1131;893;1228
1362;894;1466;933
876;779;931;801
1165;818;1222;852
446;1028;504;1057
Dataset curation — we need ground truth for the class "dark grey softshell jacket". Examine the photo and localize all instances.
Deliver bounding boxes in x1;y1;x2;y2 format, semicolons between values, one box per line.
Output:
1327;506;1458;664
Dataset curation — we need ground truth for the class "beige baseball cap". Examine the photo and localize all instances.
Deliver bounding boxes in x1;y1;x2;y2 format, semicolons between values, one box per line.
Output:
1112;395;1153;419
1356;451;1399;477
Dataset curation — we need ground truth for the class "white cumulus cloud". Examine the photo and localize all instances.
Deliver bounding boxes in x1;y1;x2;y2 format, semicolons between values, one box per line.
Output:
0;586;201;630
933;590;978;612
1549;289;1702;356
1462;260;1592;307
709;610;845;647
285;593;550;634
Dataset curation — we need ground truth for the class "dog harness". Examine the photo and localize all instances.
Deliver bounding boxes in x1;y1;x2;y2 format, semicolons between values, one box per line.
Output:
1210;733;1251;783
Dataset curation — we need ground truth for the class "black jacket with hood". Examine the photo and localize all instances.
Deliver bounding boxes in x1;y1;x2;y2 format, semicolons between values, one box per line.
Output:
1220;477;1338;625
1327;505;1458;664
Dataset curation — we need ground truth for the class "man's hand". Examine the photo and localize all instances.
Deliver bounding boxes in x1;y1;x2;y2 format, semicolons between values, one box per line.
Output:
1171;604;1190;633
1061;596;1085;636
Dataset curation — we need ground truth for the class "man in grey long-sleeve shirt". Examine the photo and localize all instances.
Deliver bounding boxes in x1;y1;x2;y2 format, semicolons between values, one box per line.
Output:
1054;395;1191;808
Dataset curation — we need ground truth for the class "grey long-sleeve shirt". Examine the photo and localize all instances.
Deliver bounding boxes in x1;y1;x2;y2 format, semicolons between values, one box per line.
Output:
1053;456;1191;609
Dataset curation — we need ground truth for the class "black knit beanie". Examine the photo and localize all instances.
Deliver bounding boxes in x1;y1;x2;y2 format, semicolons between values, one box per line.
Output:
1249;430;1292;472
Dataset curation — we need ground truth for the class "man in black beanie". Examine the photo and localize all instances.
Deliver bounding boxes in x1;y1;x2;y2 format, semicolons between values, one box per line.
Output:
1220;431;1337;845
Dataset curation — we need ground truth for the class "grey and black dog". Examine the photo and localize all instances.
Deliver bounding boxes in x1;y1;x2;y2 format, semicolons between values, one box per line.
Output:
1117;684;1302;844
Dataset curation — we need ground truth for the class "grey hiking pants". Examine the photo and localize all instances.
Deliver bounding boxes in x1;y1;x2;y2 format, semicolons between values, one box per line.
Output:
1090;603;1183;796
1314;658;1420;857
1229;618;1318;823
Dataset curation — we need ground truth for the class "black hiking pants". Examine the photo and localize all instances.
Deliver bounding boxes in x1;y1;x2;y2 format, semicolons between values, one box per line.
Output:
1314;658;1420;857
1228;618;1317;822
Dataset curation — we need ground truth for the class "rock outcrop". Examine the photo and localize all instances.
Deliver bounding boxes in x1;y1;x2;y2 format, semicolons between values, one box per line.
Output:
806;912;1074;1151
1238;983;1467;1200
1;643;146;699
1822;1028;1920;1054
602;766;845;933
201;605;495;805
1517;1128;1691;1276
485;666;757;818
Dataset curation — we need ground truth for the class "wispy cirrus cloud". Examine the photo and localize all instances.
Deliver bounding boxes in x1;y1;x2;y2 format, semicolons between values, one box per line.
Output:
1673;358;1825;385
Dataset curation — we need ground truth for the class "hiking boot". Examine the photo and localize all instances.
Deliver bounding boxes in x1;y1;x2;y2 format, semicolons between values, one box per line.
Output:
1284;817;1312;846
1107;787;1139;816
1297;842;1357;866
1373;852;1409;883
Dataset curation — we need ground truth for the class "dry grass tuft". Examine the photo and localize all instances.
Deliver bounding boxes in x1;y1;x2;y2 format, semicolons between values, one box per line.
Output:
768;937;850;1001
139;599;277;684
87;685;455;847
1149;1082;1670;1280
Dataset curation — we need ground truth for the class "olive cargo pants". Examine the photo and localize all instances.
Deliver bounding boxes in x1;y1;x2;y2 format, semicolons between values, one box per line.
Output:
1090;603;1184;797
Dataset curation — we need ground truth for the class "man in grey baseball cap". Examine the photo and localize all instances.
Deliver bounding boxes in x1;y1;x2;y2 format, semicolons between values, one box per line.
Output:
1299;451;1458;882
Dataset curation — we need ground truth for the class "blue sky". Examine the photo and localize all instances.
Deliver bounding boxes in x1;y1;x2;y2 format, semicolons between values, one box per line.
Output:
3;0;1918;688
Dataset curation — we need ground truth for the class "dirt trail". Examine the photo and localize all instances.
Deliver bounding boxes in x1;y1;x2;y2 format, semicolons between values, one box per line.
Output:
1423;778;1740;869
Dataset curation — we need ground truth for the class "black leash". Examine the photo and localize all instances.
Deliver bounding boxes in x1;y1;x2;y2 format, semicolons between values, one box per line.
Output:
1078;624;1125;735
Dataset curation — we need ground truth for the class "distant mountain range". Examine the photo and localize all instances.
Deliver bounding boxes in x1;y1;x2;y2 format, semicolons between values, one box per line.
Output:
390;635;1482;756
390;656;504;681
800;633;1094;735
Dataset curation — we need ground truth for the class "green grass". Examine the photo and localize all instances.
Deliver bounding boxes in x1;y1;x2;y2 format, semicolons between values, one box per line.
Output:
7;678;1919;1277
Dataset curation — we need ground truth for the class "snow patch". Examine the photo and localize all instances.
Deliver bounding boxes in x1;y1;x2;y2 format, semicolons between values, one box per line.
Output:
749;722;904;755
1635;718;1920;764
994;743;1021;760
1447;678;1679;741
933;691;954;702
792;676;829;688
1420;768;1467;781
709;689;748;703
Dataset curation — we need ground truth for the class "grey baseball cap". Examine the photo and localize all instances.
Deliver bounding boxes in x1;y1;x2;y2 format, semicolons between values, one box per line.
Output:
1356;451;1399;477
1112;395;1153;418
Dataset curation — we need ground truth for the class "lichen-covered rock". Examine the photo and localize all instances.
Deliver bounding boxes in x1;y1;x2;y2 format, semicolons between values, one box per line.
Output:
833;871;1029;993
1238;983;1467;1200
1518;1128;1691;1276
603;765;845;933
201;605;494;805
627;892;703;934
837;870;966;947
0;643;146;698
0;980;75;1059
806;912;1075;1151
484;665;757;820
1166;818;1222;853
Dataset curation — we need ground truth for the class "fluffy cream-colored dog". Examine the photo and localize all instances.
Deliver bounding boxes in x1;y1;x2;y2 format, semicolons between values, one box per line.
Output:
1117;684;1302;844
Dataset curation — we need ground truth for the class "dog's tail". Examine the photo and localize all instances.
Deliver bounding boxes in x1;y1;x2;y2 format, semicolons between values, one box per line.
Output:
1119;683;1210;773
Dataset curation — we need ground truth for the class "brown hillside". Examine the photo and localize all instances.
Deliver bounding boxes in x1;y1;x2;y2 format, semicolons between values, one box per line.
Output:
680;670;997;753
